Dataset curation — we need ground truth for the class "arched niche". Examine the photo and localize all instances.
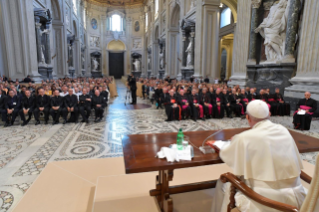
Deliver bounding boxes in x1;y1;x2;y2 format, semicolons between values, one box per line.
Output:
171;4;180;28
107;40;126;52
221;0;237;23
51;0;61;21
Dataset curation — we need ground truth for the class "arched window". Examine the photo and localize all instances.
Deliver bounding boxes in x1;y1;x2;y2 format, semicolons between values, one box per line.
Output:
220;7;232;28
110;14;122;31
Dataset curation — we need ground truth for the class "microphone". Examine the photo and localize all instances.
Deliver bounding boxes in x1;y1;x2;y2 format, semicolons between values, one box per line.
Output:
199;129;223;154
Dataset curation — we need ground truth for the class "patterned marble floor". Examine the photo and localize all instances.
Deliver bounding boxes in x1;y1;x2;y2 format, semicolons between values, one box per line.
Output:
0;80;319;212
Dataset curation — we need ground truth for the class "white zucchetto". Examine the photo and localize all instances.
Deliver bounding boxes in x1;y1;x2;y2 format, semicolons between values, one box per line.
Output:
246;100;269;119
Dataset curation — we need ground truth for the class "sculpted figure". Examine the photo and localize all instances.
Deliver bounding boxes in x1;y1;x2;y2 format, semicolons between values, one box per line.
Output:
185;37;193;67
92;58;99;72
255;0;289;62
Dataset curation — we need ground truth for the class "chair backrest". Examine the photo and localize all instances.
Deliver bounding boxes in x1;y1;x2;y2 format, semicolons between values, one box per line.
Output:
300;155;319;212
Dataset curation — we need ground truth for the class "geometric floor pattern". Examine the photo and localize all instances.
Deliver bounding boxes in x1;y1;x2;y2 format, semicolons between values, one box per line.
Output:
0;80;319;212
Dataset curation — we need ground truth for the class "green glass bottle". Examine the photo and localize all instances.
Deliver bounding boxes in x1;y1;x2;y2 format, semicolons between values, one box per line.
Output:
176;128;184;150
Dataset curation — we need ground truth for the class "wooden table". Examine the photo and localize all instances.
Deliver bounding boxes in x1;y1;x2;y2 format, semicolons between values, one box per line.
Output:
122;128;319;212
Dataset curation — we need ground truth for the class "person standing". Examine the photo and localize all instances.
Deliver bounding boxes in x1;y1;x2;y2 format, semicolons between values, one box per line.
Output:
128;74;137;105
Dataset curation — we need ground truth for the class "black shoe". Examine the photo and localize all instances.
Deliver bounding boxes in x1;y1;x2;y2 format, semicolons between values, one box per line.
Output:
165;119;171;122
81;120;86;123
4;122;10;127
86;120;89;124
75;120;79;123
228;115;233;118
202;118;206;121
26;118;31;123
94;119;98;123
35;121;40;125
63;120;67;124
193;119;197;122
45;121;48;125
21;121;27;126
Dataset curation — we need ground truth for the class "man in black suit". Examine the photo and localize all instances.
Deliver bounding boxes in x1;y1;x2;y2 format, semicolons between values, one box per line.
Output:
34;87;50;125
63;88;79;123
4;90;21;127
23;75;32;83
128;74;137;104
79;88;91;123
92;90;106;122
0;90;7;125
50;90;64;125
19;90;35;126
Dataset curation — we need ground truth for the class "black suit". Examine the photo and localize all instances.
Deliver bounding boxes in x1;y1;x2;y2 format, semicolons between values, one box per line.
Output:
79;94;92;121
34;95;50;122
128;77;137;104
50;96;64;122
63;94;79;122
19;96;35;123
92;95;106;119
0;95;8;122
4;95;21;124
101;91;109;107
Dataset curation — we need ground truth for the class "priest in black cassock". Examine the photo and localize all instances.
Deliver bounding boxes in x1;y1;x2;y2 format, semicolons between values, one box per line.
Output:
163;89;180;121
274;88;290;116
293;92;317;130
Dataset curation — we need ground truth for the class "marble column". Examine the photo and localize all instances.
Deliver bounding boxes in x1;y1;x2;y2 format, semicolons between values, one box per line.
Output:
284;0;319;101
34;18;42;64
0;0;41;80
282;0;301;63
228;0;252;87
247;0;262;65
194;0;220;78
74;38;81;77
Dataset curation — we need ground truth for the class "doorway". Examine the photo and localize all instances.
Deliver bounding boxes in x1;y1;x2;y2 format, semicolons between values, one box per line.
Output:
109;52;124;79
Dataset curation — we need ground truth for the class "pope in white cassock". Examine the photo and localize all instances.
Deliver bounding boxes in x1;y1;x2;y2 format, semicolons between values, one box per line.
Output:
211;100;306;212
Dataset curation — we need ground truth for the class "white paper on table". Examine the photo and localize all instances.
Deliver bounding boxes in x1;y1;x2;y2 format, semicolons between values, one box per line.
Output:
171;144;192;161
214;140;231;151
297;109;306;115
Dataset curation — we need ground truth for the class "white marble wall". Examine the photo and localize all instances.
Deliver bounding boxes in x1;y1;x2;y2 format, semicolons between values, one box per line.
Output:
0;1;7;77
285;0;319;101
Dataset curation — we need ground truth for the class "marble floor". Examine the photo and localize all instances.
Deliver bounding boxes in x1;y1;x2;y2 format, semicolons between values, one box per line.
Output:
1;80;319;212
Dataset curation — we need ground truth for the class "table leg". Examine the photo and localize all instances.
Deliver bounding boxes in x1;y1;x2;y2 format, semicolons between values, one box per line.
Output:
155;170;174;212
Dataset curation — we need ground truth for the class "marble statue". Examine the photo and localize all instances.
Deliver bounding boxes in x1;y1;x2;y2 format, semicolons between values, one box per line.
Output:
148;55;151;70
133;59;141;72
185;38;193;67
159;51;164;69
255;0;289;62
40;45;46;64
92;57;99;72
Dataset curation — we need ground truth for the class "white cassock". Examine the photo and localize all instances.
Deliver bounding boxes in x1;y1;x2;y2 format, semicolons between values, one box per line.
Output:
211;120;306;212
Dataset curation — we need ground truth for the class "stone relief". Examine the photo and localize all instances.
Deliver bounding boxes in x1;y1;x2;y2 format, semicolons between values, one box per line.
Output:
255;0;289;63
133;39;142;49
90;36;100;47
